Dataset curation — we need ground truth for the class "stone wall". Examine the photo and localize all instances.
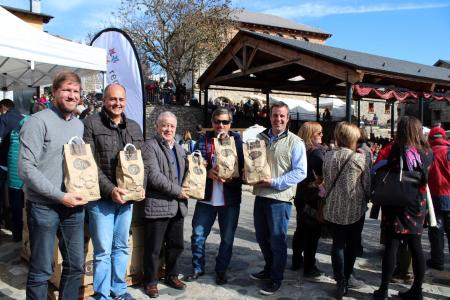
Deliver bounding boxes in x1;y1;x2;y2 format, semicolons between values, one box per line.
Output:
145;104;204;140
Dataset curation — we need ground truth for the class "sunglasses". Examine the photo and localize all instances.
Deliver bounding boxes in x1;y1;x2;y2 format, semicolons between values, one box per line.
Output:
213;119;231;125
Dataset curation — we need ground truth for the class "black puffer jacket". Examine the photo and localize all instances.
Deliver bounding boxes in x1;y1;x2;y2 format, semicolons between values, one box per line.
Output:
141;134;188;219
83;109;144;200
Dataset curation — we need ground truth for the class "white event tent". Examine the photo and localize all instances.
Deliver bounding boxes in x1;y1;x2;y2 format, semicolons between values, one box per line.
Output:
0;6;106;91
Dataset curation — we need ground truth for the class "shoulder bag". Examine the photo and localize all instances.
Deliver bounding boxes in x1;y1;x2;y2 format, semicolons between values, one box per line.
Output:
372;155;423;207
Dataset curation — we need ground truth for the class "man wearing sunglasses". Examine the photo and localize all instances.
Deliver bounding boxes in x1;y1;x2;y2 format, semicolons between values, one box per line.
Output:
186;107;244;286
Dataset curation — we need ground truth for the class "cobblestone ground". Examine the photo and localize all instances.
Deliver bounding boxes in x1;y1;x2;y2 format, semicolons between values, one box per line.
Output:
1;190;449;299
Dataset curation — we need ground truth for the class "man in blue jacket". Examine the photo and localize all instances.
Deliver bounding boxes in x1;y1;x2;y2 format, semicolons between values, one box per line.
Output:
0;98;24;233
186;107;244;285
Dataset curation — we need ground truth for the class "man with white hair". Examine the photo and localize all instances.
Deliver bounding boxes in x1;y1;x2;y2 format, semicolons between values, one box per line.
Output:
141;112;189;298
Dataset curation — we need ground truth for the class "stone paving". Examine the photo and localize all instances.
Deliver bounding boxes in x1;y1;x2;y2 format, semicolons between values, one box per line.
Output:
1;190;449;299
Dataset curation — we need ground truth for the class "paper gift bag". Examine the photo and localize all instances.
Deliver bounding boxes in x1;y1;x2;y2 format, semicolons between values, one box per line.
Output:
116;144;145;201
213;133;239;179
243;139;271;184
64;136;101;201
182;150;207;200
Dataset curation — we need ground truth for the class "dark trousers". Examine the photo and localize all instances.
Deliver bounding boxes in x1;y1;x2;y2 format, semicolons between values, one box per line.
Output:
144;210;184;285
379;232;425;292
0;169;7;228
26;201;85;300
292;200;304;263
329;216;365;282
428;210;450;267
9;187;24;240
302;215;322;272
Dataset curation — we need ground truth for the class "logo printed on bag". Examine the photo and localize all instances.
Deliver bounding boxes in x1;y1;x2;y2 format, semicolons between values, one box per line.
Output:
73;158;91;170
193;166;204;175
128;164;141;175
249;151;262;160
220;148;234;157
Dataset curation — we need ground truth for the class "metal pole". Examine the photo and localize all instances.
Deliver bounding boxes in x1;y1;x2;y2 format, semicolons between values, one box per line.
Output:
316;95;320;122
357;99;361;127
203;87;209;127
390;101;395;138
345;82;353;123
419;96;424;123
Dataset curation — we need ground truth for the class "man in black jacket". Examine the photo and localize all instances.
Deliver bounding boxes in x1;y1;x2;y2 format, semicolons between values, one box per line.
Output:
83;84;143;300
141;111;189;298
0;99;24;232
185;107;244;285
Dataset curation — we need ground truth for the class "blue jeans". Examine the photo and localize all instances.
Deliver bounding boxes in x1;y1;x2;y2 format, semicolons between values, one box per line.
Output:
191;202;240;273
88;201;133;300
26;201;85;300
253;196;292;283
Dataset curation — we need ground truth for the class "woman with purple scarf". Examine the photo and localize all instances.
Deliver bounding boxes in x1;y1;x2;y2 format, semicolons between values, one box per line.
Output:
373;116;432;300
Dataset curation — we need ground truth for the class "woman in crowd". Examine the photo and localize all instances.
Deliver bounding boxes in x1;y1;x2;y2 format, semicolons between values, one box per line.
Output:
179;130;196;154
292;122;325;278
373;116;432;300
322;122;371;299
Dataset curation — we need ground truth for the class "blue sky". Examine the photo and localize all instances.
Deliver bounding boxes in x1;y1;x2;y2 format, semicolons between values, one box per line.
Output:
1;0;449;66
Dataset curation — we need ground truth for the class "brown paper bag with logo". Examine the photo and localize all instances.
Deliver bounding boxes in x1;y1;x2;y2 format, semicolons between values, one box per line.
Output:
182;150;207;200
64;136;101;201
243;139;271;184
213;133;239;179
116;144;145;201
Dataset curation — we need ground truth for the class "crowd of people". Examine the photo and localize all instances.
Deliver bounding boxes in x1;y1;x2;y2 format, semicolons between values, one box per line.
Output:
0;71;448;300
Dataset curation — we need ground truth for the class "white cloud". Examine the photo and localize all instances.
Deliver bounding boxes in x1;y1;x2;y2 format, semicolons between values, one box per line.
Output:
262;2;450;18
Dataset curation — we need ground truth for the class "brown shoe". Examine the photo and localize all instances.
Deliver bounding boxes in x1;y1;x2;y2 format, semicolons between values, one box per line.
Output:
164;276;186;290
144;284;159;298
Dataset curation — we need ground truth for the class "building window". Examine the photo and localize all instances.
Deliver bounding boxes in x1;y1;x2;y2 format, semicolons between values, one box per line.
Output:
291;35;297;40
303;37;309;42
384;103;391;114
368;102;374;113
263;31;270;35
276;32;283;37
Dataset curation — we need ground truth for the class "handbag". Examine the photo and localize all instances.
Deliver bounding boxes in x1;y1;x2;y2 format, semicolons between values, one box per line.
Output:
372;155;423;207
317;152;354;223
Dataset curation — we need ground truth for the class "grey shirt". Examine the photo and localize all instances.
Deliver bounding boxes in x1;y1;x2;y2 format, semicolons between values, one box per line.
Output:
19;107;84;204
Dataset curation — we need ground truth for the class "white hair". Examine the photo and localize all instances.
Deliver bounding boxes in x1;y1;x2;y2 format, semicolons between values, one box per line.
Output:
156;111;177;125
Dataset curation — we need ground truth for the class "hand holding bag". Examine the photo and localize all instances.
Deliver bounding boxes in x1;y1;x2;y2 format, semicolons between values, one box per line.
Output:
64;136;101;201
116;143;145;201
243;139;271;184
182;150;207;200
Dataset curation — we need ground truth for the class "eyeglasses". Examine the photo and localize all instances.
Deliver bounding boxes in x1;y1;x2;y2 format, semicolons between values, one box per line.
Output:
213;119;231;125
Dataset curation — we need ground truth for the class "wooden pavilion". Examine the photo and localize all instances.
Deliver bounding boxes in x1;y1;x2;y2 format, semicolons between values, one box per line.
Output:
197;30;450;134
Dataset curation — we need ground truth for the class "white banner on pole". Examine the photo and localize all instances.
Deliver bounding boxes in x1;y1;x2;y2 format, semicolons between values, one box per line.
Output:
91;29;145;131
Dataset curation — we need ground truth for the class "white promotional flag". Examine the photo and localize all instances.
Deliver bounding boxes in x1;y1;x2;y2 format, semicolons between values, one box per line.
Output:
91;28;145;131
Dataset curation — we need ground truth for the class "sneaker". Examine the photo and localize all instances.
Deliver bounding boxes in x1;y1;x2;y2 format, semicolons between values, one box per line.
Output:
348;274;364;289
250;270;270;281
303;267;323;281
112;292;135;300
259;280;281;295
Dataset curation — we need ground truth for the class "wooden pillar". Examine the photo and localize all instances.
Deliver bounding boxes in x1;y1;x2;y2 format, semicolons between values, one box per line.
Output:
419;96;424;123
316;95;320;122
203;87;209;127
345;82;353;123
266;92;270;124
390;100;395;138
199;90;202;105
